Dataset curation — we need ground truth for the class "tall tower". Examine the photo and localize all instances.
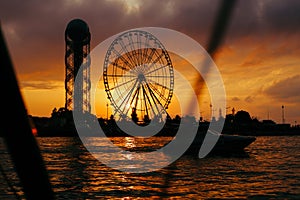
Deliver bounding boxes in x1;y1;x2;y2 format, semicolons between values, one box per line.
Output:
65;19;91;113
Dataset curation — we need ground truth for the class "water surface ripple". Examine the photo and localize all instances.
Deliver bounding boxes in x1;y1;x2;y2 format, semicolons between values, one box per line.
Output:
0;136;299;199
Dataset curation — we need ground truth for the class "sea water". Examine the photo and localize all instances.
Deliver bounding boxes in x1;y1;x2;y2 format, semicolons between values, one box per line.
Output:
0;136;299;199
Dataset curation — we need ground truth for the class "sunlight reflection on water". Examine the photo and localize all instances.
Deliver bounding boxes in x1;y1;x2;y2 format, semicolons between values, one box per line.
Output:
0;136;299;199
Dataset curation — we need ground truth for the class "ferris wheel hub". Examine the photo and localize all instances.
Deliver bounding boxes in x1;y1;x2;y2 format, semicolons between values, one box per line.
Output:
137;73;146;82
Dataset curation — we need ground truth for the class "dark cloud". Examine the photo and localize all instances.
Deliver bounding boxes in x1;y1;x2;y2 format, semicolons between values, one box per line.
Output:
241;59;264;68
0;0;299;77
0;0;211;78
0;0;128;74
224;0;300;46
226;0;263;38
231;97;240;101
263;0;300;32
1;0;299;44
264;75;300;103
244;96;254;103
21;81;61;90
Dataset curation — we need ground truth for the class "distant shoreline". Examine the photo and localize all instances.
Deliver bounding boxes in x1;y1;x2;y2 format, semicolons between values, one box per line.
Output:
33;127;300;137
28;112;300;138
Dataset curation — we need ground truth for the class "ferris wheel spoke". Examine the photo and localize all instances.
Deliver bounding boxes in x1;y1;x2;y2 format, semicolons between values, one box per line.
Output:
145;83;164;115
141;85;155;117
144;48;157;66
133;85;140;111
144;64;169;76
108;60;130;72
141;36;150;64
113;79;137;106
111;48;135;70
145;75;172;78
149;52;165;67
106;74;136;78
146;79;171;91
108;78;136;91
127;34;140;66
141;48;149;66
115;79;139;115
137;32;142;66
124;83;141;116
141;86;149;117
148;82;168;103
118;39;139;69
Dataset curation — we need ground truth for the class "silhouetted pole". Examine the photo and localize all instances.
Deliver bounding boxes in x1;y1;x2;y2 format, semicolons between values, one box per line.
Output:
106;102;109;120
0;24;54;199
282;105;285;124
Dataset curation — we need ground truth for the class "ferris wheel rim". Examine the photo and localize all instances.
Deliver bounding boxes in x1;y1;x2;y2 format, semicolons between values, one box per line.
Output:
103;29;174;121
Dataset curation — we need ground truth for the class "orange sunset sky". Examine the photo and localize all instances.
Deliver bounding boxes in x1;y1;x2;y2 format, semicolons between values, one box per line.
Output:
0;0;299;124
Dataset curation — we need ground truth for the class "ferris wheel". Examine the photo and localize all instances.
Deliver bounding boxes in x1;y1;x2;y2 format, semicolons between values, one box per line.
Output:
103;29;174;122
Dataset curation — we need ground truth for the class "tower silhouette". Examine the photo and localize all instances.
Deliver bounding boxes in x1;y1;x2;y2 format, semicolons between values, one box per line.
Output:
65;19;91;113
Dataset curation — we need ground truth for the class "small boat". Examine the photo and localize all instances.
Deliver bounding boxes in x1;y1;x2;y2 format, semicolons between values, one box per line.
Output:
213;134;256;152
184;130;256;156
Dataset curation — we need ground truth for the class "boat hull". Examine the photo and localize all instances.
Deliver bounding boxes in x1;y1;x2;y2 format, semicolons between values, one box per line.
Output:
184;133;256;156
